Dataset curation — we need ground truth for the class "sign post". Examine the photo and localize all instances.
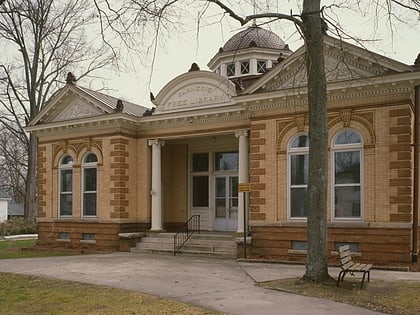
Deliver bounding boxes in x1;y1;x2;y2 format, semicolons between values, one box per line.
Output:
238;183;250;258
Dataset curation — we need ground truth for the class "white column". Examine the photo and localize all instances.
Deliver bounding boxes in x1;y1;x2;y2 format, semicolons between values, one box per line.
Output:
148;139;164;231
235;130;249;233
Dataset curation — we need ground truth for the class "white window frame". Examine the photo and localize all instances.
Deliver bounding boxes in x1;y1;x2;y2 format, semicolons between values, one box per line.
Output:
226;63;235;77
287;134;309;220
332;129;363;221
82;153;98;217
240;60;250;75
59;155;73;217
257;60;267;73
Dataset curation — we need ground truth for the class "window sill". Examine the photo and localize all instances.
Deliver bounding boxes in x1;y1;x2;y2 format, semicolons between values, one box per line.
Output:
80;240;96;244
56;239;71;242
288;249;307;255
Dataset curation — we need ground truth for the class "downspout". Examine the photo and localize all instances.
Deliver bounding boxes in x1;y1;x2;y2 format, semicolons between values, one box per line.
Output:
413;84;420;263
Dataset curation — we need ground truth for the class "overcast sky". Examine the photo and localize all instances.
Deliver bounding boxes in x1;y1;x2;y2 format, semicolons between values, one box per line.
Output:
100;2;420;109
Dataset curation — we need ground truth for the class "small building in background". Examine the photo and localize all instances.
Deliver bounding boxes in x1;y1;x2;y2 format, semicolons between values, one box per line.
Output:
0;187;11;223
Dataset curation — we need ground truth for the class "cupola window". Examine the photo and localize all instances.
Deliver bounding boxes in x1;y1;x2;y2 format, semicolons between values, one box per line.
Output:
240;61;250;74
226;63;235;77
257;60;267;73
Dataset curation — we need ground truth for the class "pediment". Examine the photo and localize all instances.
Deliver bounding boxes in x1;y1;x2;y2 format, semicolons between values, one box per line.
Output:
153;70;236;114
51;99;105;122
29;85;114;126
248;35;411;94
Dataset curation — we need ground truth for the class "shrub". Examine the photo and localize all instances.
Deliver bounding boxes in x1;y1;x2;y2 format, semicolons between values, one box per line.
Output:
0;218;37;236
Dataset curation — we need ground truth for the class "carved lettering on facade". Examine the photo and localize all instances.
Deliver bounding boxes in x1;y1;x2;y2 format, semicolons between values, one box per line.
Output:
163;84;230;110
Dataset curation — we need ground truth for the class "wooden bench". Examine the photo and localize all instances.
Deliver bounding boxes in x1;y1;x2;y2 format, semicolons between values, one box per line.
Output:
336;244;372;289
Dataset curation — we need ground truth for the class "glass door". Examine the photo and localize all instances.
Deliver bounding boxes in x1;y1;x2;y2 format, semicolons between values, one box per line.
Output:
214;175;238;231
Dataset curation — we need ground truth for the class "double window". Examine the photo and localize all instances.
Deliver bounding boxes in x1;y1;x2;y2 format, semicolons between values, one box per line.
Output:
288;130;362;220
58;152;98;217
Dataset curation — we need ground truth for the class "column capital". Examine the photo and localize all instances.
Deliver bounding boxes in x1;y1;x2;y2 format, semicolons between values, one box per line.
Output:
148;139;165;147
235;129;249;138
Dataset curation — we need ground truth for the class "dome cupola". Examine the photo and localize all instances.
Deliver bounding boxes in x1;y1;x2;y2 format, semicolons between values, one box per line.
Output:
208;25;292;88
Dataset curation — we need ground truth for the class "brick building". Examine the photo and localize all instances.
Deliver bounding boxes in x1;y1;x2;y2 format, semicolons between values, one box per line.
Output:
27;26;420;266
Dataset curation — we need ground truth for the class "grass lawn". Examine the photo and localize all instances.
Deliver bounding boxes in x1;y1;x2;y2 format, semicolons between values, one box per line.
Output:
0;273;220;315
0;239;220;314
259;277;420;315
0;239;75;259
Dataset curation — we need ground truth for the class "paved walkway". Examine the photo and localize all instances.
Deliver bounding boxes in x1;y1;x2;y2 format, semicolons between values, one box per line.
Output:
0;252;418;315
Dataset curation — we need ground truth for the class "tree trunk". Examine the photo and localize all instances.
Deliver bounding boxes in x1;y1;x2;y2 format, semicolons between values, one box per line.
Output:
301;0;330;282
25;133;38;224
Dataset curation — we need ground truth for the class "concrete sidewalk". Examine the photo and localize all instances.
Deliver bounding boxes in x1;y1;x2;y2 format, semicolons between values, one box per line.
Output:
0;252;415;315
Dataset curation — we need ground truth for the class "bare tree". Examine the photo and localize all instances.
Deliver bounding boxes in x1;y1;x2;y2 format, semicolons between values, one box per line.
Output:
0;0;117;223
0;127;26;204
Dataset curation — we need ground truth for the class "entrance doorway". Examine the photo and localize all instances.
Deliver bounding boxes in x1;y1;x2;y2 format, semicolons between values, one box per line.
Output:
214;175;238;231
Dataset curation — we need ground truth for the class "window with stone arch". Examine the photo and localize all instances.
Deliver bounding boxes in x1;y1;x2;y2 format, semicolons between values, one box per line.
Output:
82;152;98;217
59;155;74;216
288;133;309;219
332;129;363;220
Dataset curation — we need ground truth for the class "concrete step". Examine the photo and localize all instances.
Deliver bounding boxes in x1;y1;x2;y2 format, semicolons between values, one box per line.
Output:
130;232;237;259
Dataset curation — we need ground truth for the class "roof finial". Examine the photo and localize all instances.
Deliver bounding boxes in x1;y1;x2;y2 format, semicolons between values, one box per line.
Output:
116;99;124;112
66;72;77;85
252;0;257;27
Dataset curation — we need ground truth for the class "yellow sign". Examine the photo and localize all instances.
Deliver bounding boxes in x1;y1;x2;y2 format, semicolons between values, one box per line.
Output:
238;183;251;192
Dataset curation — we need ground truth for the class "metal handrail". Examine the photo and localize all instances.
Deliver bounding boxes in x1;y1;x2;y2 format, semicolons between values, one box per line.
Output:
173;215;200;255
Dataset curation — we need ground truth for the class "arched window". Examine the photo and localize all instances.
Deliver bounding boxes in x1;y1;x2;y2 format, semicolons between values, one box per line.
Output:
82;153;97;217
288;134;309;218
332;130;363;220
59;155;73;216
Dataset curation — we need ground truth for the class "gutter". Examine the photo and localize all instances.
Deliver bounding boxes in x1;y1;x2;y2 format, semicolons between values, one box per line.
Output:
413;84;420;263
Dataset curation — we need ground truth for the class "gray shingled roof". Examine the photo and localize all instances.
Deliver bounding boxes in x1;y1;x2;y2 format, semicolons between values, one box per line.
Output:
76;86;149;117
0;187;10;199
222;26;286;52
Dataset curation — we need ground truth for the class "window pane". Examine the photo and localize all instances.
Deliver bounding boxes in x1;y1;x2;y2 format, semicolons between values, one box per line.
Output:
291;188;307;217
192;153;208;172
192;176;209;207
83;193;97;216
84;168;97;191
84;153;97;163
215;152;238;171
60;194;72;216
335;186;360;218
335;151;360;184
335;130;361;145
61;155;73;165
290;135;309;148
61;170;73;192
291;154;308;185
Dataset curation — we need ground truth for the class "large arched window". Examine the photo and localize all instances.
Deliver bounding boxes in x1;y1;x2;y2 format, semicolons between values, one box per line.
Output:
332;130;363;220
82;153;97;217
59;155;73;216
288;134;309;218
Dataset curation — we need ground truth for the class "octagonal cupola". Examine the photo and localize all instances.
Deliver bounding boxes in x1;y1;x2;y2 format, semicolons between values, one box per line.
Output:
207;25;292;88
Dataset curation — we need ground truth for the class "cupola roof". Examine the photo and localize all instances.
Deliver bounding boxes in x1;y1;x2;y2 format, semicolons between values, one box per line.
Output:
221;26;286;52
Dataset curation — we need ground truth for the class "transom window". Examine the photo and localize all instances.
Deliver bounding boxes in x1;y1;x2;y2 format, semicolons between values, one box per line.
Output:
333;130;362;220
226;63;235;77
82;153;98;217
288;135;309;218
240;61;250;74
59;155;73;216
257;60;267;73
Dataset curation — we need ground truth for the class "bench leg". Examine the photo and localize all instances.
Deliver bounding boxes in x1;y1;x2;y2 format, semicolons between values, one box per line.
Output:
337;270;347;287
361;271;368;289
